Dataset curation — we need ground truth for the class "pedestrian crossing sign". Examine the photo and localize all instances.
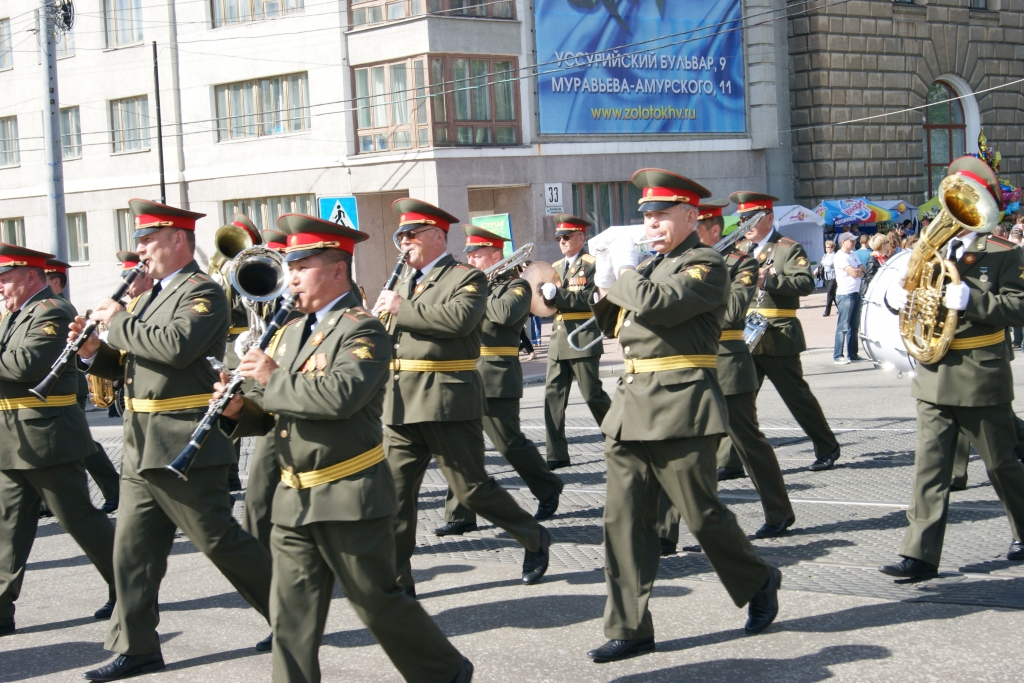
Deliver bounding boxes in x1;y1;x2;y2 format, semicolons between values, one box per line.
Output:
317;196;360;231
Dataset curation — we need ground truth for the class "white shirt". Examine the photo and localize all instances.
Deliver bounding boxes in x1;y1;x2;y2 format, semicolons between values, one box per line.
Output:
833;250;863;295
561;250;581;274
413;253;448;284
751;230;775;258
946;231;977;261
313;293;347;325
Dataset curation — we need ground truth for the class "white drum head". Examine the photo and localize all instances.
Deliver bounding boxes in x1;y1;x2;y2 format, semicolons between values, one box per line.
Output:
859;249;916;375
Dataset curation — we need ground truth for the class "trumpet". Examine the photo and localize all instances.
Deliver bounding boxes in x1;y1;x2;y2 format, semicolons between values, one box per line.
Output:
483;243;535;282
30;263;147;402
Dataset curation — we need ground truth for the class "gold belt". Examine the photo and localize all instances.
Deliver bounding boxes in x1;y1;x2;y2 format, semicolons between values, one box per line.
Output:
0;394;76;410
228;326;249;335
555;312;591;321
389;359;478;372
719;330;745;341
124;393;213;413
948;330;1007;350
280;444;385;490
748;308;797;318
623;355;717;374
479;346;519;357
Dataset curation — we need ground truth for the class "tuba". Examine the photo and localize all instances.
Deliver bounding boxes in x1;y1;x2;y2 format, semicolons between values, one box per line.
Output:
209;222;255;286
899;171;1001;364
89;373;116;409
224;246;288;355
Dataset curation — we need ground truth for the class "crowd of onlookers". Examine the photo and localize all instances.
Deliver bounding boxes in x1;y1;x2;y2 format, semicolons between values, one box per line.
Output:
816;215;1024;364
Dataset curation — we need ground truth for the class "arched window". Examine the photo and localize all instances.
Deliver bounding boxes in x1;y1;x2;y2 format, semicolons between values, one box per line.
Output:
924;81;966;198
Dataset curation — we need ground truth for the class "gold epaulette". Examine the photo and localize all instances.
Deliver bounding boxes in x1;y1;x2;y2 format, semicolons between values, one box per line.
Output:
126;295;144;314
267;319;301;358
581;254;596;264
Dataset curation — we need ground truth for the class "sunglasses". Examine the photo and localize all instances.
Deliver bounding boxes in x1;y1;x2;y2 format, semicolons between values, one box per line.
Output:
556;234;578;242
399;226;439;241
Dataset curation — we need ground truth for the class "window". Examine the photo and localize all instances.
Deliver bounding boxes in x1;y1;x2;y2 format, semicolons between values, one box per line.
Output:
116;209;134;251
104;0;144;47
111;96;150;152
215;73;310;141
0;117;19;167
354;59;430;152
923;81;966;198
0;18;11;69
67;213;89;262
350;0;513;26
571;182;643;235
61;107;82;159
969;0;986;8
435;56;519;147
212;0;304;28
56;23;75;58
1;218;25;246
223;194;314;231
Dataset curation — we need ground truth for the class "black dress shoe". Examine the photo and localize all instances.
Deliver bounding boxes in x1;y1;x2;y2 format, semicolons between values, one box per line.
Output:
1008;540;1024;561
659;538;676;556
433;521;478;536
39;506;53;518
547;460;571;471
879;557;939;580
99;498;119;514
809;446;841;471
403;585;417;599
522;526;551;585
83;652;165;681
754;515;795;539
950;481;968;492
717;466;746;481
534;489;561;521
682;544;703;553
587;636;655;662
0;616;13;636
745;565;782;634
94;600;115;620
451;656;474;683
255;633;272;652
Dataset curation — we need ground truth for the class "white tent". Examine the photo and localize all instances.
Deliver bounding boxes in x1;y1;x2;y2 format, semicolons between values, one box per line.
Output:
773;205;825;263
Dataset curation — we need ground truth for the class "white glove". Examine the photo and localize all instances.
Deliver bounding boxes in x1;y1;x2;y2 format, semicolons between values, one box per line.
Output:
943;282;970;311
541;282;557;301
885;280;909;310
611;242;639;274
234;330;253;360
594;252;616;289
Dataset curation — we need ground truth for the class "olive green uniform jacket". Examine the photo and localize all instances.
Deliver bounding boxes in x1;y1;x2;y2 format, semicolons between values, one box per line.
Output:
0;287;95;468
384;254;487;424
549;252;603;360
592;233;730;442
87;261;234;471
717;247;760;396
228;292;396;526
740;232;815;356
912;233;1024;406
478;275;531;398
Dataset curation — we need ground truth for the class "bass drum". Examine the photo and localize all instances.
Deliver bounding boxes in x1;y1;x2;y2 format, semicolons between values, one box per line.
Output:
859;249;916;374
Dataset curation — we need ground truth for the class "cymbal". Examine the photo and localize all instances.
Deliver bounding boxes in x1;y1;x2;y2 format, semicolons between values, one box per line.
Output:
521;261;560;317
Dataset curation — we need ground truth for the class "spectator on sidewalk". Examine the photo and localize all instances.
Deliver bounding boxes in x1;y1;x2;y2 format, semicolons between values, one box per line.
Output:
833;232;865;364
855;234;871;266
860;233;891;297
817;240;837;316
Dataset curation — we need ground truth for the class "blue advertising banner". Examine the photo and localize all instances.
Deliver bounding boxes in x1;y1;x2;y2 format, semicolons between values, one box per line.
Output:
534;0;745;135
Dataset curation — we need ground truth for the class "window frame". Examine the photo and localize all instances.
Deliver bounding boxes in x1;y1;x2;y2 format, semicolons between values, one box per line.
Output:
66;213;90;262
211;0;305;29
104;0;145;49
349;0;514;27
354;58;432;153
0;116;20;167
110;96;151;153
115;209;134;251
571;181;643;235
0;217;26;246
222;194;315;231
432;54;520;148
0;18;12;70
214;72;311;142
923;81;966;198
61;106;82;159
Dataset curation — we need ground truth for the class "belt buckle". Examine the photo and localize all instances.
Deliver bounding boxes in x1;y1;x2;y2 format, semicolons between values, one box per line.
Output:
555;313;563;321
392;359;401;371
623;359;635;374
285;467;302;489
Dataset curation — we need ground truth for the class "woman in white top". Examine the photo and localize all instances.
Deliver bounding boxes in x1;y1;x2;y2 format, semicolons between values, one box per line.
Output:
817;240;837;316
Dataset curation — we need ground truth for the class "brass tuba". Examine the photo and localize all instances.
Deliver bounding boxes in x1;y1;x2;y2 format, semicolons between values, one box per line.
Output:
88;373;116;409
899;171;1001;364
209;222;255;286
224;245;289;355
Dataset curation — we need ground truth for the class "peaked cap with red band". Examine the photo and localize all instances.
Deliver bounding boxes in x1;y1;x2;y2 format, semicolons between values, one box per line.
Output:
261;230;287;252
44;258;71;275
277;213;368;263
0;243;55;275
225;212;262;246
128;199;206;239
632;168;711;212
551;214;591;236
391;198;459;235
947;155;1003;210
730;191;779;216
462;224;507;253
116;251;141;269
697;199;730;222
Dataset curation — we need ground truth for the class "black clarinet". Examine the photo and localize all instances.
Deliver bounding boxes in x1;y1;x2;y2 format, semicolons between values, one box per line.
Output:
377;251;409;328
30;263;147;402
166;294;298;481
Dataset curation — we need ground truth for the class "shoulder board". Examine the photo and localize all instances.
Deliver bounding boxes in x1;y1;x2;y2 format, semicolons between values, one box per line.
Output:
726;251;744;261
581;254;596;264
33;298;58;311
453;263;473;271
779;237;797;246
187;273;210;284
552;258;565;269
283;317;303;327
986;235;1014;250
343;308;373;322
125;294;144;313
266;326;287;358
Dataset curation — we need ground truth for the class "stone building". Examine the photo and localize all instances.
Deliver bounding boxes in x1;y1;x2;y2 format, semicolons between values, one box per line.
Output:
788;0;1024;208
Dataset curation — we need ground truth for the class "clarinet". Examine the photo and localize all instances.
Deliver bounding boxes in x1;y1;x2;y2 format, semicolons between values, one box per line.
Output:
376;251;409;329
166;294;298;481
30;263;147;402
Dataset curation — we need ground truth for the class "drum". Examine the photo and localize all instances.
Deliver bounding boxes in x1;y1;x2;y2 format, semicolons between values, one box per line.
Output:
859;249;916;374
743;311;771;351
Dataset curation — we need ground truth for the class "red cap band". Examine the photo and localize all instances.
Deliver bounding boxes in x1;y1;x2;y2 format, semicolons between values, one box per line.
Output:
639;186;700;207
265;241;286;252
284;231;355;255
698;207;724;220
135;213;198;231
737;200;773;212
45;264;68;274
0;254;46;269
466;234;504;248
556;223;586;232
232;220;260;244
121;260;140;269
954;169;1000;203
399;211;451;232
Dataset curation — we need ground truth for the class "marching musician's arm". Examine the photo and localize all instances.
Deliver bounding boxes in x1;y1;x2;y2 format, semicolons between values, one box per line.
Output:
79;341;126;381
223;395;275;439
486;283;530;326
396;270;487;338
606;254;729;327
762;243;815;297
0;306;72;383
107;282;228;369
963;248;1024;327
726;257;758;326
